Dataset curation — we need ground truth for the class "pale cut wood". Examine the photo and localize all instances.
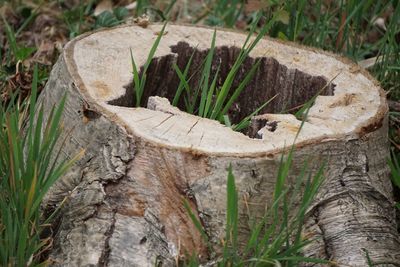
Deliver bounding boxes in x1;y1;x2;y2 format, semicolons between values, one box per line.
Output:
38;23;400;266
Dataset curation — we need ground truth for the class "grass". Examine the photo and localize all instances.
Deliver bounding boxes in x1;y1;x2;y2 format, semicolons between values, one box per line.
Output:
204;0;244;27
94;6;130;29
187;13;276;123
371;3;400;96
183;108;330;266
2;16;36;65
184;143;330;266
0;65;79;266
171;27;267;127
192;0;399;96
136;0;151;17
130;22;167;107
132;12;281;131
62;1;86;38
3;23;34;64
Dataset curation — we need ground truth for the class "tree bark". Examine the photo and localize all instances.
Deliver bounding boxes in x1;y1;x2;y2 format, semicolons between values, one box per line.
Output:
39;23;400;266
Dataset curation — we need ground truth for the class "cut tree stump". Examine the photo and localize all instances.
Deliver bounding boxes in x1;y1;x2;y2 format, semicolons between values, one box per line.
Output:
40;24;400;266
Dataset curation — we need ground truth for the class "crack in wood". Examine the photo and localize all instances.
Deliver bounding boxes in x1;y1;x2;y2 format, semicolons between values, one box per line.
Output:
153;114;174;129
98;211;116;266
187;119;200;135
314;207;332;261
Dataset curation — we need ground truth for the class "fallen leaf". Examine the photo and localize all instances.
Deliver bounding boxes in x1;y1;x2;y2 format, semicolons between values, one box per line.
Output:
245;0;268;13
33;40;56;65
125;2;137;10
154;30;168;36
374;17;387;32
94;0;113;17
134;15;150;28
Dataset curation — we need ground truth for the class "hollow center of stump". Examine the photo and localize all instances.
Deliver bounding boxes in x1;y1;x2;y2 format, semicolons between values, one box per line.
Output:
109;42;335;125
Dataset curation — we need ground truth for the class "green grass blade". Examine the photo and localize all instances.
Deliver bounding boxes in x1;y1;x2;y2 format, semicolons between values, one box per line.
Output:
2;17;18;61
131;22;167;107
210;12;279;121
130;49;142;107
275;256;331;264
223;115;231;128
143;22;167;74
172;52;195;106
173;64;192;107
295;71;340;120
204;64;220;118
199;29;217;117
223;165;238;263
220;59;261;117
233;94;278;132
182;199;209;244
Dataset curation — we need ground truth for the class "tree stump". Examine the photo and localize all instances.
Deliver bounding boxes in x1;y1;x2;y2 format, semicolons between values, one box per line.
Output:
40;24;400;266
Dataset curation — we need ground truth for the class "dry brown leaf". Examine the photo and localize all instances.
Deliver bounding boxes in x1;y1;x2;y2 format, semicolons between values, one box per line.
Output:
3;71;33;102
134;15;150;28
245;0;268;13
33;41;56;65
125;2;137;10
94;0;113;16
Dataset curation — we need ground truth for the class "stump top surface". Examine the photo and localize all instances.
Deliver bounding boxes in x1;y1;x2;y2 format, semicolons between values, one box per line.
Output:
64;24;387;156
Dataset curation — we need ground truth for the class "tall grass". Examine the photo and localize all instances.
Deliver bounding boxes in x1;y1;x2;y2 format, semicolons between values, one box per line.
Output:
371;3;400;96
182;104;329;266
130;22;167;107
201;13;275;123
136;0;151;17
199;1;398;94
0;65;80;266
184;148;330;266
172;28;264;123
204;0;244;27
2;16;36;64
130;13;280;131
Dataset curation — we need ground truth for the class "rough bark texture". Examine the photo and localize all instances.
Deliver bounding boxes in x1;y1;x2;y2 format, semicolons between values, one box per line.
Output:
39;23;400;266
